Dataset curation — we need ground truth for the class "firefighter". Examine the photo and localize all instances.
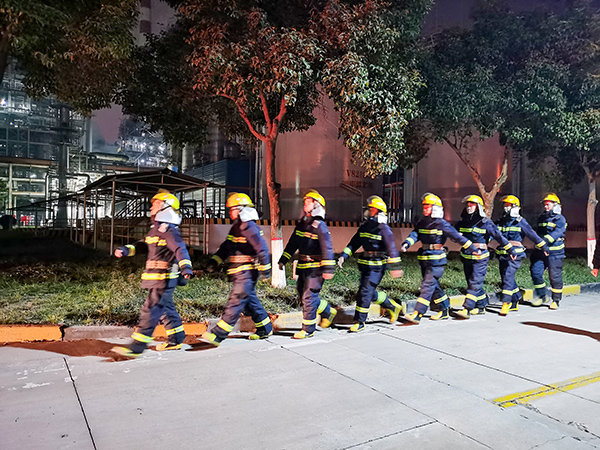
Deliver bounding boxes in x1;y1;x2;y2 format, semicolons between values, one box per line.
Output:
201;193;273;346
112;190;193;358
454;195;517;319
401;193;480;323
495;195;549;315
337;195;404;332
278;190;336;339
530;193;567;309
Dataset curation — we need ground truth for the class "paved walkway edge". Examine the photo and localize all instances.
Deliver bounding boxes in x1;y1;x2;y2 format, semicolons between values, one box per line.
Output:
1;283;598;343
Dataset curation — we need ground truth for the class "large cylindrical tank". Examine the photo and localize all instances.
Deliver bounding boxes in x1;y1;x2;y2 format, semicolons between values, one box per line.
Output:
267;96;383;222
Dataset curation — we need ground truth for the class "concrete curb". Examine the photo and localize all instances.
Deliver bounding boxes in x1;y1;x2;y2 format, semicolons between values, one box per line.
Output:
0;283;596;343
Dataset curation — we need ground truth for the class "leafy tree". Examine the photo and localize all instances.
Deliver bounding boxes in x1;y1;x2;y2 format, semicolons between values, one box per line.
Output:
418;4;533;217
490;2;600;262
0;0;139;112
121;0;431;287
422;1;600;260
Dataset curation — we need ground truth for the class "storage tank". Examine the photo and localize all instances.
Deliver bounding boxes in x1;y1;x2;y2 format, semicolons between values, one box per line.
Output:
269;97;383;222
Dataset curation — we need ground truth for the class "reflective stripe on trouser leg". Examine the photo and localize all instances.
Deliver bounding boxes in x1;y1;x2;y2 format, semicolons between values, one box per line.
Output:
248;303;273;334
500;257;522;303
130;287;173;353
433;294;449;310
548;258;564;301
415;264;446;315
212;271;255;340
463;258;488;309
354;268;382;322
159;288;185;344
530;252;548;299
299;271;324;334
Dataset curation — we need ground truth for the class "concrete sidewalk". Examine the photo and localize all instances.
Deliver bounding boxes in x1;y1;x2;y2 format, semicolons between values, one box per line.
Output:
1;292;599;450
1;283;597;343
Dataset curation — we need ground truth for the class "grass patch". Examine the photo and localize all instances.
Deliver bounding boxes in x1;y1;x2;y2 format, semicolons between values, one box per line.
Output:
0;232;596;325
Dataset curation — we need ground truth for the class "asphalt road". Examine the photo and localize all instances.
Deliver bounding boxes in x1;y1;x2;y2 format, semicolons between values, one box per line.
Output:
1;293;599;450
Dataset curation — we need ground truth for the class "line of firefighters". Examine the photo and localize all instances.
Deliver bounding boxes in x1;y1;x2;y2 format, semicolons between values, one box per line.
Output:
111;187;569;358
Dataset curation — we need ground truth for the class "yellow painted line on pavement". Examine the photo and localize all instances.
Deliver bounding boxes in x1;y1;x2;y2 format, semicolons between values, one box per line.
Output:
492;372;600;408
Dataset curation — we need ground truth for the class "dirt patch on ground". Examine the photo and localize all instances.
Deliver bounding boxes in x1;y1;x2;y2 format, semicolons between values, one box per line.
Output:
5;336;211;362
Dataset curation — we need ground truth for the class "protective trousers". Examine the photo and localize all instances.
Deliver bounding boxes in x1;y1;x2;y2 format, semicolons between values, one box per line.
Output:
415;264;449;315
212;269;273;342
129;287;185;354
354;265;398;323
499;256;523;305
462;258;489;310
296;269;334;334
530;252;564;302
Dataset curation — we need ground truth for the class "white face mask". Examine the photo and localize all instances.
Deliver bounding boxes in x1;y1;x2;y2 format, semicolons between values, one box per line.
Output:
431;205;444;219
504;205;520;217
154;206;182;225
311;203;326;219
239;206;259;222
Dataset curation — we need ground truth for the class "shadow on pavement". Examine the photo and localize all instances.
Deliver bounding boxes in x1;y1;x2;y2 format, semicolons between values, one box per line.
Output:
522;321;600;342
6;339;132;362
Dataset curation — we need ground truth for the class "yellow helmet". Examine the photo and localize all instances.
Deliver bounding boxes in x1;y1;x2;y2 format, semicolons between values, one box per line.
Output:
152;190;180;210
226;192;254;208
462;195;484;206
543;193;561;204
501;195;520;207
304;189;325;207
367;195;387;214
421;193;442;207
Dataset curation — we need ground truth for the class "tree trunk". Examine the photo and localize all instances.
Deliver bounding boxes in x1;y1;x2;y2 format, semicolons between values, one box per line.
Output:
223;93;287;287
264;137;285;288
584;167;597;269
446;139;509;218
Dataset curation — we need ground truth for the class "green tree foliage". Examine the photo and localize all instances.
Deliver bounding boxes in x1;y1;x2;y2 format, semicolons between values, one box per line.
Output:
120;0;431;287
0;0;139;113
418;4;528;216
422;1;600;255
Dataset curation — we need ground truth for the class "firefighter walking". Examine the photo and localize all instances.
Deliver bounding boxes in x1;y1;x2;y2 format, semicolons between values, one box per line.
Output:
495;195;549;315
112;190;193;358
401;193;479;323
202;193;273;346
454;195;517;319
530;193;567;309
337;196;404;332
278;190;336;339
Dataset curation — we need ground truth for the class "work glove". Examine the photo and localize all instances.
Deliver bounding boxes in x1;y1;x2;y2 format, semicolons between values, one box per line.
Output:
400;243;409;252
337;256;345;269
278;262;285;271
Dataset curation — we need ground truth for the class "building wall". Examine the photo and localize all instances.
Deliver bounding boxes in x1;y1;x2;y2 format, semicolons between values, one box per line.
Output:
271;96;383;222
